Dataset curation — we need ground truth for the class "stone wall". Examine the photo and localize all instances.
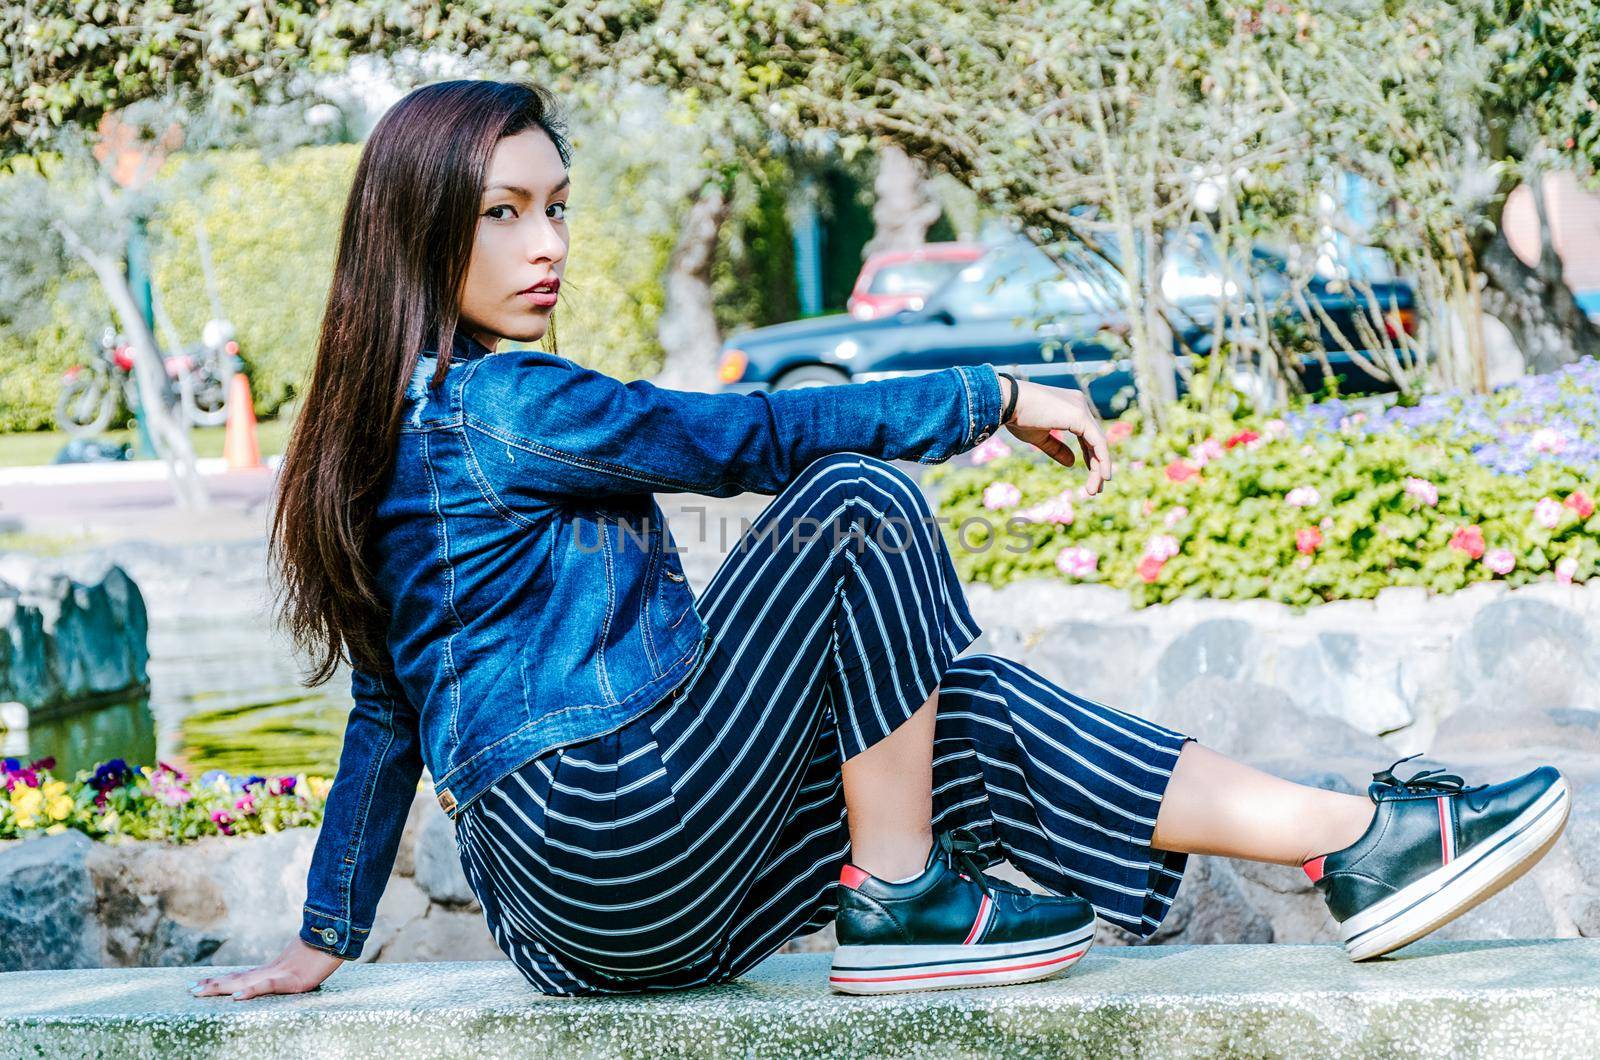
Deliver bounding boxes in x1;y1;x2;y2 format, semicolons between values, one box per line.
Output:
0;791;499;973
0;555;149;711
964;576;1600;752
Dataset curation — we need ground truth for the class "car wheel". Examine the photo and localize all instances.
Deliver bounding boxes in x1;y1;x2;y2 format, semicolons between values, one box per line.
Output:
774;365;850;389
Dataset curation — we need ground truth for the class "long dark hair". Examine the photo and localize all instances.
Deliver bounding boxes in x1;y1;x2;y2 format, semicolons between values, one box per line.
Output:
270;79;572;686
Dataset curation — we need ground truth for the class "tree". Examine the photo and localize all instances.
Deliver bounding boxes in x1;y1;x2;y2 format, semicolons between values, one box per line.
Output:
0;110;208;506
6;0;1597;406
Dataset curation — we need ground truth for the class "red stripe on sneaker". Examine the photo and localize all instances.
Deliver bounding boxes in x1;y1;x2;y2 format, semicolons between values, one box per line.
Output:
1438;796;1454;864
840;864;870;890
962;895;991;945
829;947;1088;985
1302;855;1327;883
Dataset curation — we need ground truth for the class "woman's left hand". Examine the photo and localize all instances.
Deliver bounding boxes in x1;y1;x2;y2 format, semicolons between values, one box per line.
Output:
189;939;344;1000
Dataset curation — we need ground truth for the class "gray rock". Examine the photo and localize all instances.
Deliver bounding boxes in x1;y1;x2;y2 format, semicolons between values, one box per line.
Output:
1140;676;1391;763
1153;619;1255;700
0;832;101;971
1277;632;1414;735
1453;598;1600;714
1433;705;1600;759
378;907;503;962
1027;620;1155;708
409;801;478;909
0;558;148;710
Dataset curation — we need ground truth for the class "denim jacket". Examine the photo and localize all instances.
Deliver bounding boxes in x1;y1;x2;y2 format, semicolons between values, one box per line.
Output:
299;327;1005;958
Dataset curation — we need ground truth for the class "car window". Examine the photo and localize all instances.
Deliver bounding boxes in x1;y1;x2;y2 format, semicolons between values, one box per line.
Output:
937;244;1123;321
865;259;971;295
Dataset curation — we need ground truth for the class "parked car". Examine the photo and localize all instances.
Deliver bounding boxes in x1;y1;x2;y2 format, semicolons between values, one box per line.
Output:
718;233;1419;417
846;242;988;320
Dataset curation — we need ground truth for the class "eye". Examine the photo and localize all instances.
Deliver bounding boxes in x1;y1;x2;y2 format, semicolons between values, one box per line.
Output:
485;204;517;221
549;201;569;221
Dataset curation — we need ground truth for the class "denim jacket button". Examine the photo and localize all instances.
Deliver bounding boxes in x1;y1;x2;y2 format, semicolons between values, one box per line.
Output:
975;429;992;443
664;569;686;583
320;927;339;945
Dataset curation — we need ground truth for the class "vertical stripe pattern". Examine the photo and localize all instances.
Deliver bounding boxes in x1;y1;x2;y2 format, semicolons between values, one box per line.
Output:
453;453;1194;996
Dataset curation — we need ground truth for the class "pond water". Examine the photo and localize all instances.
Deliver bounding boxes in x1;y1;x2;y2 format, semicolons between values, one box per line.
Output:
6;540;350;778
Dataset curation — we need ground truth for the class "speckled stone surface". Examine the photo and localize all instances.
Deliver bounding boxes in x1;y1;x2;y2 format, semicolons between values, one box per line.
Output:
5;941;1599;1058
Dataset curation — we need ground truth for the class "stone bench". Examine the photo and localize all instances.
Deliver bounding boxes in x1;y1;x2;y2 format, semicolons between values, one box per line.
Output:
4;939;1598;1058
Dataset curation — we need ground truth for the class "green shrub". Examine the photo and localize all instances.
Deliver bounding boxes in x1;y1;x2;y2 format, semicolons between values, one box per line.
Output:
930;360;1600;608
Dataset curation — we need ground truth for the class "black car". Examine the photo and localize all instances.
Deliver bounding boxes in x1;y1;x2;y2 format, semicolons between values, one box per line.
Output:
716;233;1419;416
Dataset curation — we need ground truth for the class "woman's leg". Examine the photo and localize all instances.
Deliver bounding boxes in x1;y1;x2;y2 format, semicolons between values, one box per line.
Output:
839;689;1378;883
1150;740;1376;866
841;690;937;882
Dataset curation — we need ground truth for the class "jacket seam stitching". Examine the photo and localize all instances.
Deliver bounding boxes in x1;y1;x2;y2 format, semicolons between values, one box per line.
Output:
423;432;467;753
464;417;747;495
638;517;662;673
596;526;618;704
337;674;395;930
459;424;534;528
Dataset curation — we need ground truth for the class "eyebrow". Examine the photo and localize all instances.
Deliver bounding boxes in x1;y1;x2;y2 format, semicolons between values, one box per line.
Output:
484;175;570;198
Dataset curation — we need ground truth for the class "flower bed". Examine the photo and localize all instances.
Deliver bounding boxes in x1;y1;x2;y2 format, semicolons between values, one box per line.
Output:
0;757;328;842
929;357;1600;608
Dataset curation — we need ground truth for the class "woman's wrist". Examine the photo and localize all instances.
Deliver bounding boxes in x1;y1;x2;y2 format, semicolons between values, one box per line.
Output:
996;371;1020;426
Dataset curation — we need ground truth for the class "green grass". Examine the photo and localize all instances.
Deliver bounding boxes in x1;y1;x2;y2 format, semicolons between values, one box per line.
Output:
0;417;294;468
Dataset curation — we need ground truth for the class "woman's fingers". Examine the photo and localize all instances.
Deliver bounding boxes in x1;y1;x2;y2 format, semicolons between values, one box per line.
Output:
190;967;295;1000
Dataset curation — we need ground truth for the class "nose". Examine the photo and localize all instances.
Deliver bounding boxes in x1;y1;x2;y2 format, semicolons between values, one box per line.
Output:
525;216;567;267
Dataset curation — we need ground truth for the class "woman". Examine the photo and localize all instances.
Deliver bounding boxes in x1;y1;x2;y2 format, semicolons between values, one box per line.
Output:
192;80;1570;1000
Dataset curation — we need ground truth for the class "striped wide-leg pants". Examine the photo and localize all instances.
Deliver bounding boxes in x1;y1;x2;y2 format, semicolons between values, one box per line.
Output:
454;452;1196;996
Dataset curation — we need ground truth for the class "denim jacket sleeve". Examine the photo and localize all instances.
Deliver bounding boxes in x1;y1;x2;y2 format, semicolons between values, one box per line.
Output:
460;351;1006;499
299;665;424;960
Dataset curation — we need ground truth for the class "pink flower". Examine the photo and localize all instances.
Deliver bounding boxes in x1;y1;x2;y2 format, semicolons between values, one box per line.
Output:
1145;534;1181;562
1285;486;1321;508
1137;554;1167;583
155;785;191;807
1263;418;1288;438
1130;460;1146;472
970;434;1014;466
1449;525;1486;560
1484;548;1516;576
1107;421;1135;444
1566;491;1595;520
1141;498;1157;516
234;794;257;815
1530;427;1566;454
1404;477;1439;507
1016;492;1075;525
982;482;1021;509
1295;527;1323;555
1556;557;1579;585
210;809;236;836
1533;497;1564;530
1188;437;1225;466
1054;546;1099;579
1163;505;1189;528
1164;460;1200;483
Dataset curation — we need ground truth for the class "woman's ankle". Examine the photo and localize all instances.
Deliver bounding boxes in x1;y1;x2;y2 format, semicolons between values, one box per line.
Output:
850;833;934;883
1301;794;1378;864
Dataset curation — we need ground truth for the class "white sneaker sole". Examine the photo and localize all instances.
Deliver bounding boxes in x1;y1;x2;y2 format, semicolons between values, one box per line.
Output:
1341;775;1571;961
828;923;1096;995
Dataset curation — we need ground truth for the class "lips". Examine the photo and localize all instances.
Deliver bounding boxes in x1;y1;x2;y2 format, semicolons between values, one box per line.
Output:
518;278;563;307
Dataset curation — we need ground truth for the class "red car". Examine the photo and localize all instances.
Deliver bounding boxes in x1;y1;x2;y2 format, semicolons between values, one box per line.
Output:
846;242;988;320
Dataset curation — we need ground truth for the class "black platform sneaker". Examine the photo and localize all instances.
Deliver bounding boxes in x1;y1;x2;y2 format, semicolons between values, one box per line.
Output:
1302;754;1571;961
829;829;1096;995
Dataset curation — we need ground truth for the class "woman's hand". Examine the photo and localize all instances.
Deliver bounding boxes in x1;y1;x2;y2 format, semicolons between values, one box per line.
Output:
189;939;344;1001
1000;377;1114;495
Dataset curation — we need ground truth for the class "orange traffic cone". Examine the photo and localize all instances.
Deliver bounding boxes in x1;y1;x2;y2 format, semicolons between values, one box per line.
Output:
223;372;263;471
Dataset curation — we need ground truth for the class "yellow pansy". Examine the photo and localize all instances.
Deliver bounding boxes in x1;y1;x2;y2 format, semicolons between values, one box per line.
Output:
11;786;42;829
43;780;73;821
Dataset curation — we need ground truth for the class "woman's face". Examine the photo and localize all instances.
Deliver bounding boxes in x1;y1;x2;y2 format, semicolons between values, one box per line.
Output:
458;127;570;351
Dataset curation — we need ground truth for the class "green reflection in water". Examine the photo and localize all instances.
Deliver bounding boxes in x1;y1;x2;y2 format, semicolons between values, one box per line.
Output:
20;699;158;776
179;692;346;777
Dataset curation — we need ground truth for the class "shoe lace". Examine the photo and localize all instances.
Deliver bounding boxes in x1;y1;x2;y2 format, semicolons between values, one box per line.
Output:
938;829;1029;900
1369;753;1485;798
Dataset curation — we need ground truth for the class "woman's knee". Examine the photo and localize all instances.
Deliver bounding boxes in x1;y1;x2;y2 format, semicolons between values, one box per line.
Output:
793;452;933;526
